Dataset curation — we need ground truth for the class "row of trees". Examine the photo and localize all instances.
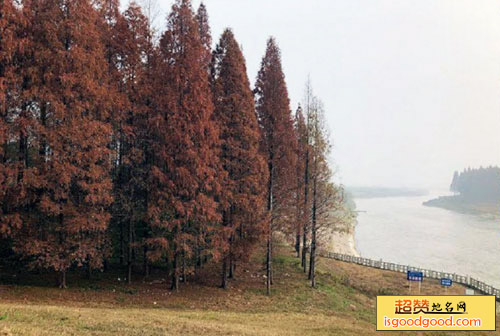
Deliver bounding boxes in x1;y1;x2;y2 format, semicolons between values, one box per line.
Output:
0;0;344;292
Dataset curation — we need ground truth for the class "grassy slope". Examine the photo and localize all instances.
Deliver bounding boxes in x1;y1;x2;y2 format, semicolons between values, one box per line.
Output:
0;245;498;336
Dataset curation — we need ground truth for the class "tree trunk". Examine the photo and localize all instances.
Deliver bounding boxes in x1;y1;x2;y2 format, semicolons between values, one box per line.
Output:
144;167;150;278
228;230;234;279
266;234;271;295
143;246;149;277
87;263;92;280
127;219;132;285
302;229;307;272
270;238;274;285
119;220;124;266
127;261;132;284
295;171;302;258
181;249;186;283
295;231;300;258
118;129;125;267
171;252;179;291
196;236;202;268
301;149;309;272
309;241;316;287
308;173;317;287
59;270;67;289
228;257;235;279
266;160;273;295
221;258;227;289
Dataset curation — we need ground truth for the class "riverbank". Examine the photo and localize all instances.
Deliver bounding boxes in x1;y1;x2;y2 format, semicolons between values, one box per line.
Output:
324;227;359;256
423;195;500;218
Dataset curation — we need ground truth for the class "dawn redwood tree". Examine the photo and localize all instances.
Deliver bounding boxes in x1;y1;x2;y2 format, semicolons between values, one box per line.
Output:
0;0;18;153
300;80;314;272
192;1;213;271
151;0;222;290
211;29;268;288
102;1;154;284
195;2;211;71
0;0;24;241
293;105;306;258
137;0;161;43
97;0;158;279
306;96;344;288
96;0;156;283
255;37;297;295
13;0;114;288
94;0;130;270
120;1;156;283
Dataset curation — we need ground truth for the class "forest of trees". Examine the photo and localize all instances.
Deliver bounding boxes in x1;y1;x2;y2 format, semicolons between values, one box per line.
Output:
0;0;345;293
450;166;500;201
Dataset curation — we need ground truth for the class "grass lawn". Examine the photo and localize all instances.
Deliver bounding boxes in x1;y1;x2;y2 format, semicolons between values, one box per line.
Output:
0;245;498;335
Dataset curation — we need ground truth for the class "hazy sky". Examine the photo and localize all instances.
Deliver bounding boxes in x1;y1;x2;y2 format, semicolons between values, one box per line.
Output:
135;0;500;190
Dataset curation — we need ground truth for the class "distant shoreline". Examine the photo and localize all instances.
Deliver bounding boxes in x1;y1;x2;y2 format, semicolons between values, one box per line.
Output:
423;195;500;217
348;186;428;199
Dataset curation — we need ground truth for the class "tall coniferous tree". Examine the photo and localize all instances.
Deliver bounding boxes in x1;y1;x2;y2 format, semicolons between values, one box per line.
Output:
305;95;344;288
94;0;130;269
299;78;315;273
193;1;213;270
211;29;267;288
127;3;158;279
300;79;314;273
255;37;297;295
102;1;154;284
195;2;211;70
307;97;328;287
294;105;306;258
0;0;18;154
98;0;159;278
122;1;155;283
12;0;114;288
152;0;221;290
0;0;24;241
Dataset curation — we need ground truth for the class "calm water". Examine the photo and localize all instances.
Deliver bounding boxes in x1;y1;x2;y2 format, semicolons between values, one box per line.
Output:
354;193;500;288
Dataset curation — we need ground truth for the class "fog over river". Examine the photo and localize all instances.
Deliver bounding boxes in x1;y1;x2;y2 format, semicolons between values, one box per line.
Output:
354;192;500;288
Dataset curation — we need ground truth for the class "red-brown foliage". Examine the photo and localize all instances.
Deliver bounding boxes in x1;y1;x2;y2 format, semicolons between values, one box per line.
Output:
0;0;334;292
255;37;298;294
149;0;222;289
9;0;115;287
211;29;268;286
0;0;24;238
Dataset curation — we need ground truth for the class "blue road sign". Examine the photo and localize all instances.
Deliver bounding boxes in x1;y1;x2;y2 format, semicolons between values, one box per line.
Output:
441;278;452;287
407;271;423;282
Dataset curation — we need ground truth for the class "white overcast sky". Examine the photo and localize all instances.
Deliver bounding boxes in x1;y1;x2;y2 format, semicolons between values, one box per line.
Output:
128;0;500;190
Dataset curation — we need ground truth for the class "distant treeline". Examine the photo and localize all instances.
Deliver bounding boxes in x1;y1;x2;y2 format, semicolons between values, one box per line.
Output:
450;166;500;201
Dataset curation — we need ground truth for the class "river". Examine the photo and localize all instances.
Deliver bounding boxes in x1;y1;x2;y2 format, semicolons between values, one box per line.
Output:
354;192;500;288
